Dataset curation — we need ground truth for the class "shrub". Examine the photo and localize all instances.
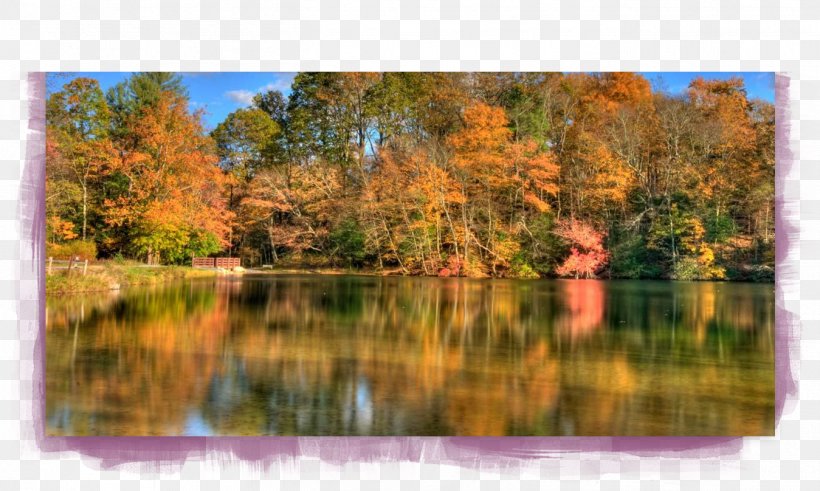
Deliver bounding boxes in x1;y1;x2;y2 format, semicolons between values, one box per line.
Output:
670;256;726;281
460;258;490;278
609;236;662;279
671;257;702;281
747;265;775;282
439;255;489;278
46;240;97;260
329;218;366;267
508;260;540;279
726;264;774;282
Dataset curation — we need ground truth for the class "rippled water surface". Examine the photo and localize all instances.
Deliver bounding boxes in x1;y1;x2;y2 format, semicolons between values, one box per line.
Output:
46;275;775;436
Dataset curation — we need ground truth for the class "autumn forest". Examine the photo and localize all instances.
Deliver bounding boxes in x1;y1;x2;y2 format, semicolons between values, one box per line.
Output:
46;72;775;281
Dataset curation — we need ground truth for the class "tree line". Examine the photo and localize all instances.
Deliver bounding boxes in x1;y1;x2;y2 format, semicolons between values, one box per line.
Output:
46;72;774;280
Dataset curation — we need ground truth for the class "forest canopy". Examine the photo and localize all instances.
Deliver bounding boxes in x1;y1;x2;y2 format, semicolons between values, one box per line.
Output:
45;72;775;281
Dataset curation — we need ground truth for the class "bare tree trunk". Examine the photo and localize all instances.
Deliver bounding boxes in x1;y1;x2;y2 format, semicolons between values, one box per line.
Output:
380;214;407;273
269;231;279;262
442;199;461;267
668;202;676;272
461;185;470;266
487;198;496;276
81;183;87;241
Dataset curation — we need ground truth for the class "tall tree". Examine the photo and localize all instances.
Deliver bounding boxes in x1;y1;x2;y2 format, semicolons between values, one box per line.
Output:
103;90;231;264
212;108;281;181
46;77;115;242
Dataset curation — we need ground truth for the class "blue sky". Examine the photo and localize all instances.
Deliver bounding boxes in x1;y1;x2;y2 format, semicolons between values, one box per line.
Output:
46;72;774;130
46;72;297;130
642;72;774;102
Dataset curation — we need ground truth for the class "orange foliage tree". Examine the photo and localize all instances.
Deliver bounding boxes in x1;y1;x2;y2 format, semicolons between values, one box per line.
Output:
103;92;232;264
448;102;559;276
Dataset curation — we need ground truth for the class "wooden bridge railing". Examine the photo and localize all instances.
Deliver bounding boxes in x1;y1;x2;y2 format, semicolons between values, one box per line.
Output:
192;257;215;268
192;257;241;269
215;257;241;269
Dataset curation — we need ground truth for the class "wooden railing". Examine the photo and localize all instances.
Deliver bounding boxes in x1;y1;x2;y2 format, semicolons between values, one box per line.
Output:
192;257;216;268
47;257;89;276
192;257;241;269
215;257;241;269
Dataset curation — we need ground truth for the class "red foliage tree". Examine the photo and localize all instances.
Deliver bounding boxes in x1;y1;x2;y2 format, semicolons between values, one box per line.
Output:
554;219;609;279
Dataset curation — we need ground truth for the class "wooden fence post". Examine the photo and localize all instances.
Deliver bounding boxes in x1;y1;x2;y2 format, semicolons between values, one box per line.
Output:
83;259;88;276
47;257;53;275
67;256;74;275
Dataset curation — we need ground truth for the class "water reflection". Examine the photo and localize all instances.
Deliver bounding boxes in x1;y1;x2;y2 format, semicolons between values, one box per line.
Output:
46;276;774;436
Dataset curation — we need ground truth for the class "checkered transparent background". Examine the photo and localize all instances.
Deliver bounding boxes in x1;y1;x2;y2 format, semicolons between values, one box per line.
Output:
0;0;817;487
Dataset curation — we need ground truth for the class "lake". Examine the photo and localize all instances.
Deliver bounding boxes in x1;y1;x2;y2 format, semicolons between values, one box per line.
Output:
45;275;775;436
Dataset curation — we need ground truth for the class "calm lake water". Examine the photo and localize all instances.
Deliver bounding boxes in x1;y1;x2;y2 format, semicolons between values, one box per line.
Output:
46;275;775;436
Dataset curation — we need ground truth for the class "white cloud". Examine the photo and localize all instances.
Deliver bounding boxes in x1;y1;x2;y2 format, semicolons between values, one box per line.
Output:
260;73;297;94
225;89;256;106
224;73;297;107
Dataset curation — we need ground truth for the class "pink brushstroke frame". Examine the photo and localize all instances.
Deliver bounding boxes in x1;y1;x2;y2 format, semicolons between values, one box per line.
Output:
20;72;798;470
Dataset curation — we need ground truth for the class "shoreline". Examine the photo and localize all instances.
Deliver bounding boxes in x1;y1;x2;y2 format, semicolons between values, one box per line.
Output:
45;263;219;295
243;268;775;285
46;263;775;295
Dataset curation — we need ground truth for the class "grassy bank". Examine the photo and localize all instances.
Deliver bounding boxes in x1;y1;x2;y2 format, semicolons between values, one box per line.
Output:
253;266;385;276
46;261;219;294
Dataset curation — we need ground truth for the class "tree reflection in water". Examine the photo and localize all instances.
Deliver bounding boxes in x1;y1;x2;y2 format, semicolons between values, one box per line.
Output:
46;276;774;436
